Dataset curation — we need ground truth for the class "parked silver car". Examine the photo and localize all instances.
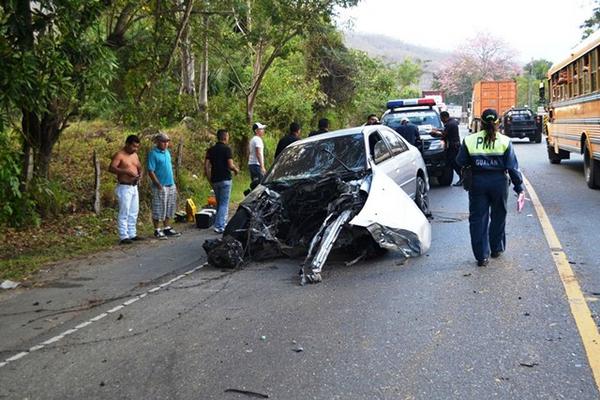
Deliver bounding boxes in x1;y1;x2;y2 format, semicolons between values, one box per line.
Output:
205;125;432;284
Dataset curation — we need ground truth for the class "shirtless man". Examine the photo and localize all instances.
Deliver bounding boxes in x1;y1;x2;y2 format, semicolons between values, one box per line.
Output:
109;135;143;244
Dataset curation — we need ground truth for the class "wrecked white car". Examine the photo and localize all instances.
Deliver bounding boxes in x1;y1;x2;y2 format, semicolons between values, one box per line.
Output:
204;125;432;284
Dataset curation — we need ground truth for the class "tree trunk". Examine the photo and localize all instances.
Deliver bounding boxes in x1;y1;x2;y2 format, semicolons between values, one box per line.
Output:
93;150;101;214
21;108;62;181
197;13;209;123
179;24;196;95
246;40;265;124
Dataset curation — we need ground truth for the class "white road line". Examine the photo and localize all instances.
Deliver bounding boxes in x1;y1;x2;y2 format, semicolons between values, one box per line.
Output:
107;305;124;313
89;313;108;322
41;336;64;346
0;262;207;369
6;352;28;362
123;298;139;306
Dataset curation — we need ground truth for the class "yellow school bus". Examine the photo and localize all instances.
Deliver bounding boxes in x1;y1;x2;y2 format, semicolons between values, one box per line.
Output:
547;31;600;188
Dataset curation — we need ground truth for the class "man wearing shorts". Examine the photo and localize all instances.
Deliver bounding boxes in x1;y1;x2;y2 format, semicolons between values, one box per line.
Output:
147;132;181;239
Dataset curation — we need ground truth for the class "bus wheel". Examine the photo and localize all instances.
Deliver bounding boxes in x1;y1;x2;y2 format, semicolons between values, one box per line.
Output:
547;144;561;164
584;143;600;189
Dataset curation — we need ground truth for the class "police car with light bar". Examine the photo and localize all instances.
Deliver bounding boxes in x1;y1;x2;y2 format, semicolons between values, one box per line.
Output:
381;98;454;186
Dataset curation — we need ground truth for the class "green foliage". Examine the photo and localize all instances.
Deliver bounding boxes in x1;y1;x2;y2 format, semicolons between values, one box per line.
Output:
517;59;552;107
581;0;600;39
255;49;321;131
516;75;543;108
524;59;553;81
0;130;39;227
343;51;423;125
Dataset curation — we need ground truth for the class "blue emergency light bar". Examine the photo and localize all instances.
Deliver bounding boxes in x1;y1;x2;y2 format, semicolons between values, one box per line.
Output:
386;98;436;109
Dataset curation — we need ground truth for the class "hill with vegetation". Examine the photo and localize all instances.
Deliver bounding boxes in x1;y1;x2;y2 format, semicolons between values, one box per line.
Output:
343;32;451;89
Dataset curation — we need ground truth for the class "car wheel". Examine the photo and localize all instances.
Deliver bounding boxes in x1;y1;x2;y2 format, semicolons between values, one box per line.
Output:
547;144;561;164
534;133;542;143
583;143;600;189
437;166;453;186
415;175;430;216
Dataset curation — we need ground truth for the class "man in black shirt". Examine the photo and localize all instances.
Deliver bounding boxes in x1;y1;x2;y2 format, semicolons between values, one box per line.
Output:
433;111;462;185
205;129;240;233
275;122;301;159
309;118;329;137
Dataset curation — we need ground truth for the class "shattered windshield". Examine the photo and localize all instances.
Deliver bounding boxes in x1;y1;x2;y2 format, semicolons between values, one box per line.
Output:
264;134;367;183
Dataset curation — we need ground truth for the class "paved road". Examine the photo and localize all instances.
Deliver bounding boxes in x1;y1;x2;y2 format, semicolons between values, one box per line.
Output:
0;131;599;399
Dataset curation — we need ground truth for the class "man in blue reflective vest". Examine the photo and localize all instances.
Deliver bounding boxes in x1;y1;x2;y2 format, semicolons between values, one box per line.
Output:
456;109;524;267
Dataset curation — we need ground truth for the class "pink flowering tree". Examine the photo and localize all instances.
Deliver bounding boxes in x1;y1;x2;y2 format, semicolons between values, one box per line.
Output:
434;33;522;105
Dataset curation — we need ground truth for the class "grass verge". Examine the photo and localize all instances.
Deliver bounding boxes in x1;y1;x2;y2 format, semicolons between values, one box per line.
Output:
0;173;251;283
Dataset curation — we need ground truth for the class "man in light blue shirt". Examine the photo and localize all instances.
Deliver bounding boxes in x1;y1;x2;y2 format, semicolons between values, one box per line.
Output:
147;132;181;239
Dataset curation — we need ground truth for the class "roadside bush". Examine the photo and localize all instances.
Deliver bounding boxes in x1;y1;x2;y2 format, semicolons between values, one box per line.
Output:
0;131;40;227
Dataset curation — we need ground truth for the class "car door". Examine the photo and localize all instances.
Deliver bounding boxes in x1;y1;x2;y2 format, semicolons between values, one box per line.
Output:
367;131;396;181
378;126;417;197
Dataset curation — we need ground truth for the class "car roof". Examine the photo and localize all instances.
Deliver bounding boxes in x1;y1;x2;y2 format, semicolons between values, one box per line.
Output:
288;126;390;148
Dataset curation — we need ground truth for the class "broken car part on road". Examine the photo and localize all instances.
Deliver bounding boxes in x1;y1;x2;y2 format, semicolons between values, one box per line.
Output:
204;128;431;284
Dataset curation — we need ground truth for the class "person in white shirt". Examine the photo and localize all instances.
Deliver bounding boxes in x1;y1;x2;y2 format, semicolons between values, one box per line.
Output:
248;122;267;184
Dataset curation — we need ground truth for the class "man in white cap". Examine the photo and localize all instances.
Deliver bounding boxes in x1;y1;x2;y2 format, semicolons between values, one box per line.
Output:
395;117;420;146
147;132;181;239
248;122;267;184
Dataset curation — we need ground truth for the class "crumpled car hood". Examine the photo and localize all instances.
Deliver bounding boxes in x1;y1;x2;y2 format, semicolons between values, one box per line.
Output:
205;164;431;284
350;166;431;256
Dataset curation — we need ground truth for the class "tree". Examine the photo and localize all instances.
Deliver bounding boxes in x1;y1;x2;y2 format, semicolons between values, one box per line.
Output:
433;32;520;106
524;59;553;81
0;0;115;182
581;0;600;39
213;0;358;124
517;59;552;107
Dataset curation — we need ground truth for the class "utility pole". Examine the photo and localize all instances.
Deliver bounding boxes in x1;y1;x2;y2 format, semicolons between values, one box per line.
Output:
527;58;533;107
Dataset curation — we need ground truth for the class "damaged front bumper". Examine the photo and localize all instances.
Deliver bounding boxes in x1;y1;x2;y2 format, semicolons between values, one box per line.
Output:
205;165;431;284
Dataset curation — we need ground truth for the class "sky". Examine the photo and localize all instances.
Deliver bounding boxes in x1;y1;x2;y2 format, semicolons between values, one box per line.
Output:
336;0;597;64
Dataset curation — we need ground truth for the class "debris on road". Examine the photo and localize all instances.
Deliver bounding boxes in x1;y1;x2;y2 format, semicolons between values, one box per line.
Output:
224;388;269;398
519;361;539;368
1;280;20;290
292;346;304;353
203;236;244;269
260;335;267;341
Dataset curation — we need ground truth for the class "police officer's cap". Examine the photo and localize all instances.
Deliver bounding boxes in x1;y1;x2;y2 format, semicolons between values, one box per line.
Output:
481;109;498;122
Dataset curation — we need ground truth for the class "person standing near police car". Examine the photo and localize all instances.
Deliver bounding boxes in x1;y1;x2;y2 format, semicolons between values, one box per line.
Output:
456;109;524;267
433;111;462;185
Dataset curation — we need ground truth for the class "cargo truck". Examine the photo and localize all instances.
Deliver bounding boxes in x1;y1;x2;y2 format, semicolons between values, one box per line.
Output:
468;80;517;132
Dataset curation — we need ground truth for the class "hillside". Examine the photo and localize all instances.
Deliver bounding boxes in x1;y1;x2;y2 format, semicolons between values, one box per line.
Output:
343;32;451;90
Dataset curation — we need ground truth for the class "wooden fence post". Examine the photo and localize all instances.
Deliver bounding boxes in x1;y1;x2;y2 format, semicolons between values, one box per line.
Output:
176;140;184;184
93;150;101;214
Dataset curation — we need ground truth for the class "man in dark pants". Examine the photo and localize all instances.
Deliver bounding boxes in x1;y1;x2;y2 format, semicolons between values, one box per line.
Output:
274;122;301;159
309;118;329;137
395;117;420;146
433;111;462;185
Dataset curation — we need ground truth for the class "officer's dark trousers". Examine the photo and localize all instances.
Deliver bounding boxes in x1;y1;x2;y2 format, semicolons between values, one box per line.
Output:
468;173;509;261
447;146;461;178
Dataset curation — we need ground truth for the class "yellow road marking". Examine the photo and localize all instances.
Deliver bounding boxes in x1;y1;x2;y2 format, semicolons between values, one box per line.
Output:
523;176;600;390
